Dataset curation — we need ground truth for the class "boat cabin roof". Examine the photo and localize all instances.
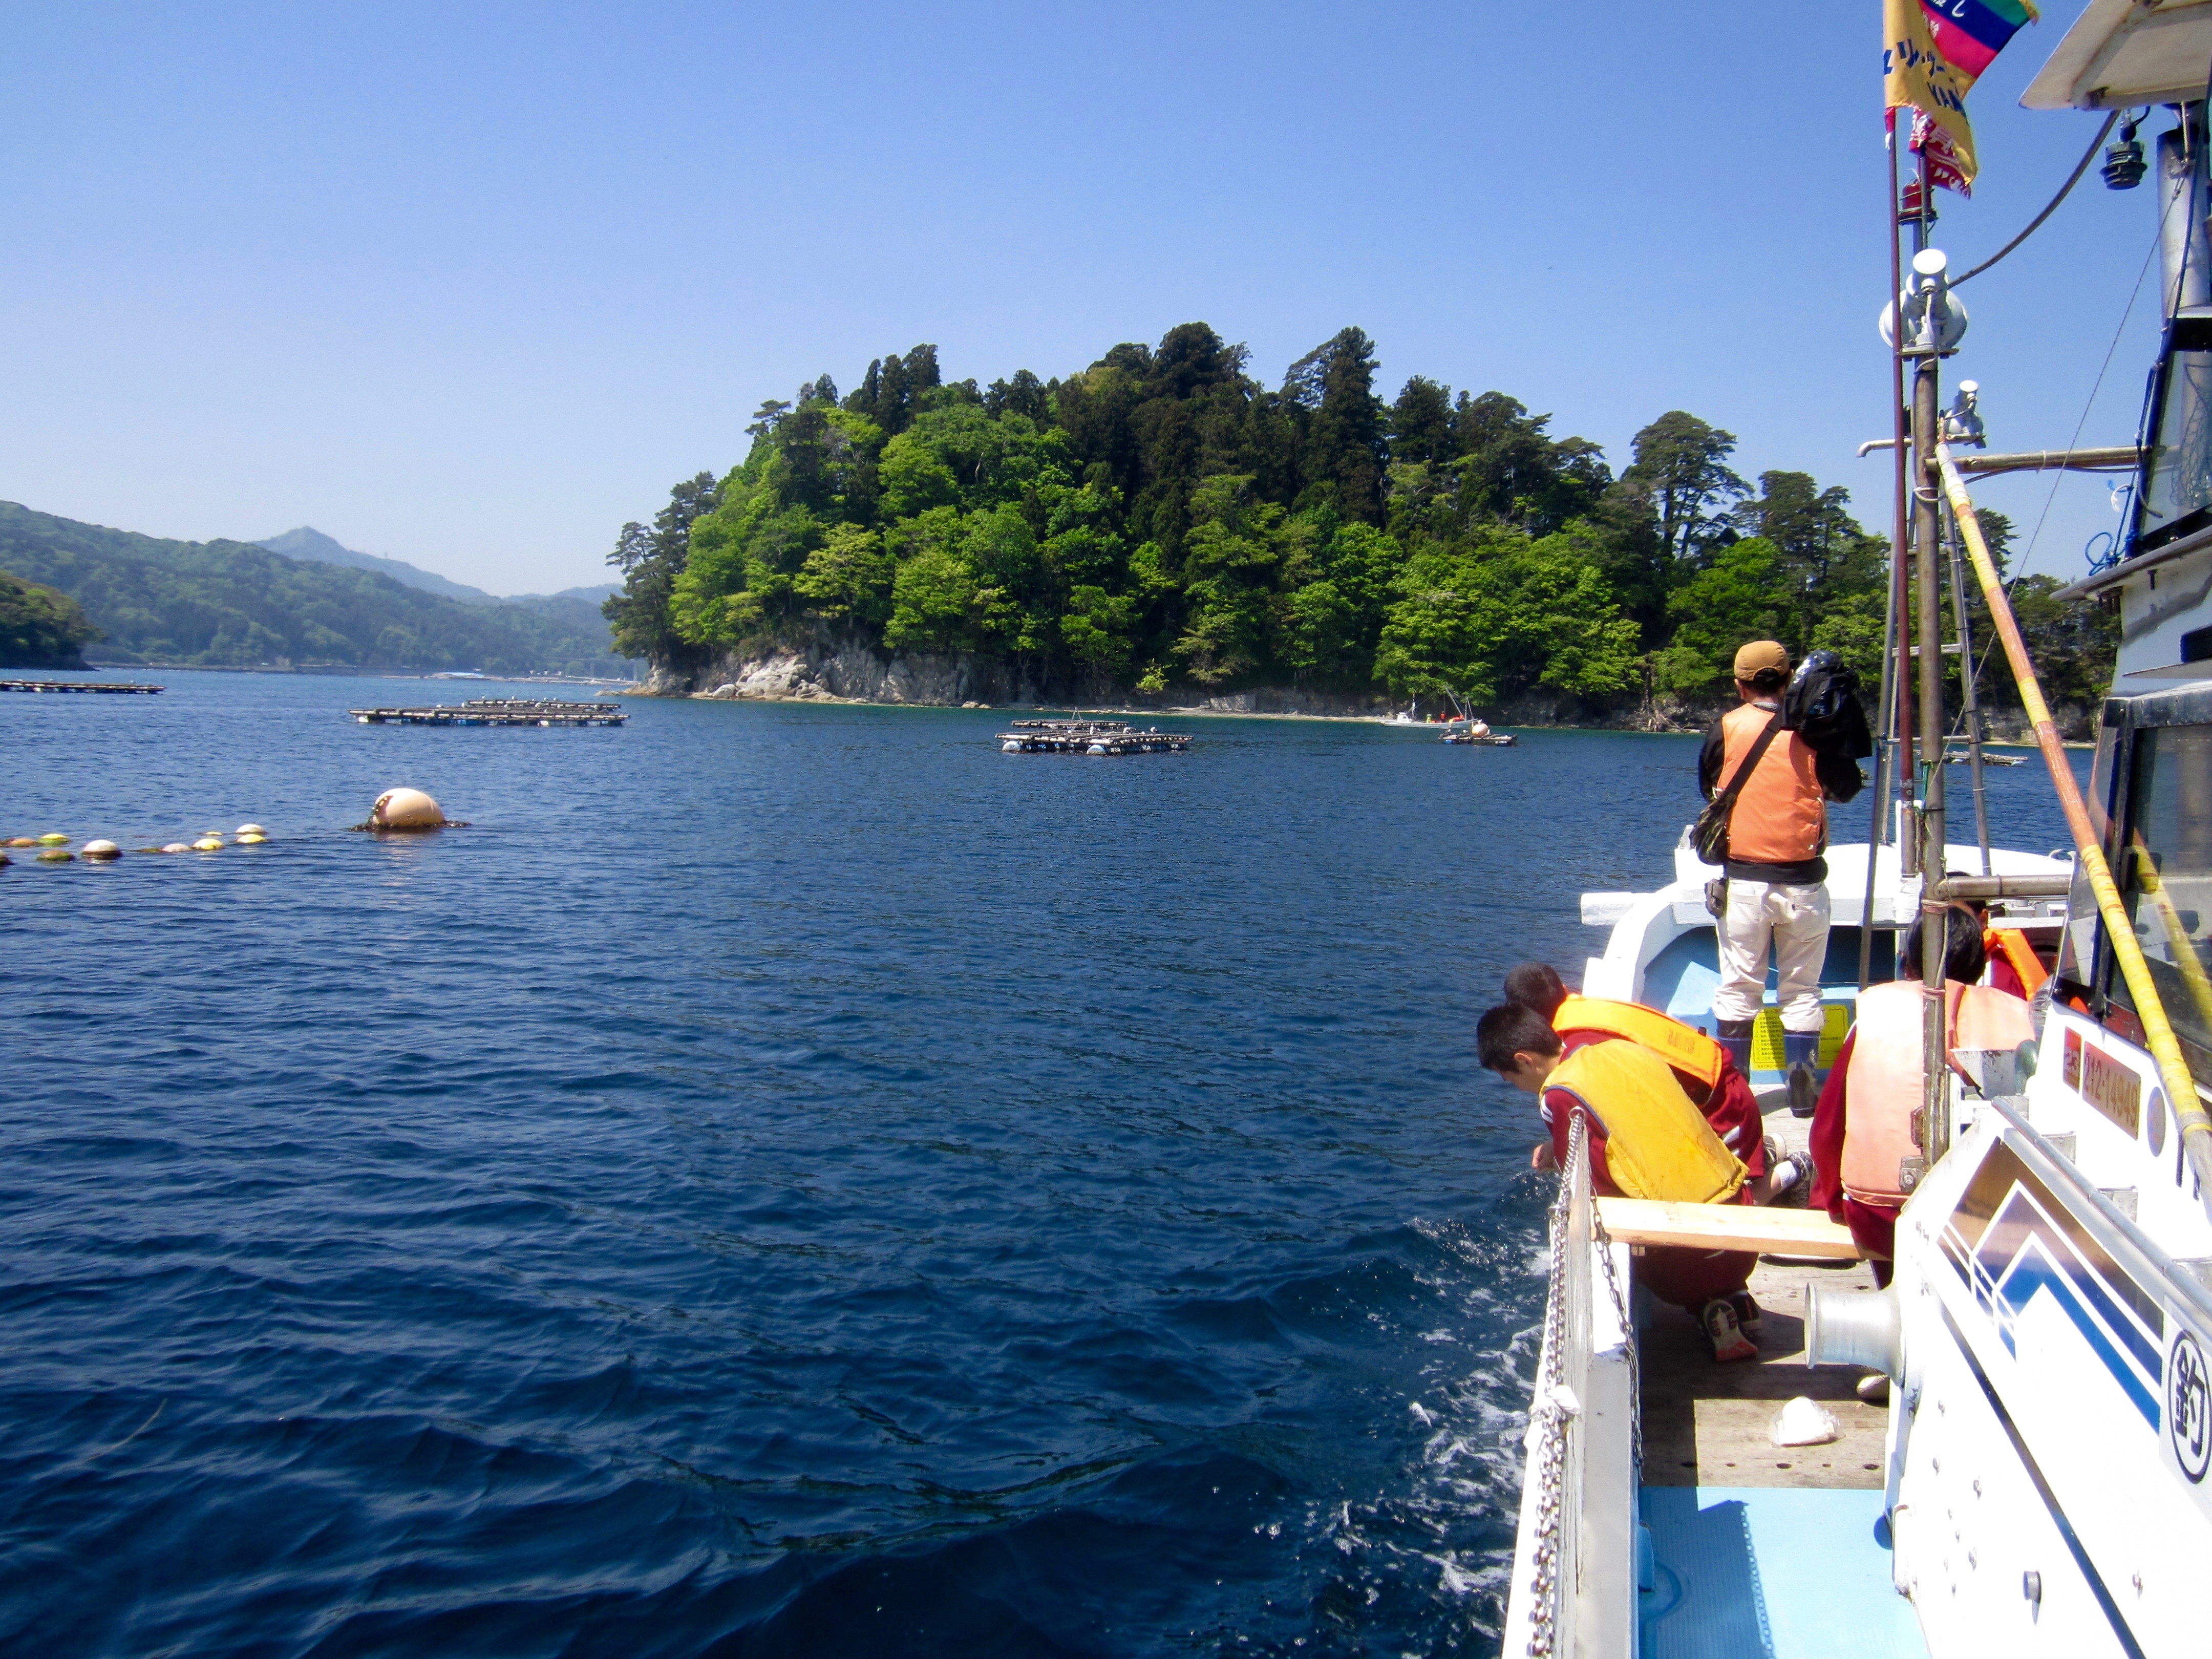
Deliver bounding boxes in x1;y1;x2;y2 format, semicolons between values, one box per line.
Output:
2024;0;2212;111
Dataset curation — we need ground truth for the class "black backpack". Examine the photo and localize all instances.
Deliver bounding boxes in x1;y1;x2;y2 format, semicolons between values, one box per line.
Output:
1781;649;1873;760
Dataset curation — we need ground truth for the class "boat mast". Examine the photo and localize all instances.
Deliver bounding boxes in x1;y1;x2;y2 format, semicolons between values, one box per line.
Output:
1906;138;1953;1170
1861;129;1915;989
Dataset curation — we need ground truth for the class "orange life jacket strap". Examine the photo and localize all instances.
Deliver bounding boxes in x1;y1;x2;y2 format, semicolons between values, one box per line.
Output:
1552;994;1726;1089
1984;926;2050;996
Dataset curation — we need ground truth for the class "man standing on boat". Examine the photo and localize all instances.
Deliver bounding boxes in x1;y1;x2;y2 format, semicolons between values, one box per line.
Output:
1698;641;1862;1115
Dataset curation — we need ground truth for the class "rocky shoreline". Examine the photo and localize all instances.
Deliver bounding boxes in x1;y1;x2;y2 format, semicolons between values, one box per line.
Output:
637;633;2088;741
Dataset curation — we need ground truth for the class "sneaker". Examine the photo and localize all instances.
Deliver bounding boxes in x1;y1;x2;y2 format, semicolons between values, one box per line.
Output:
1730;1291;1763;1335
1770;1148;1813;1208
1701;1297;1758;1363
1787;1061;1819;1119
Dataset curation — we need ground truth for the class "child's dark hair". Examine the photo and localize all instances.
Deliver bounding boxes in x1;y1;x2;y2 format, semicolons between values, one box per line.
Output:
1901;905;1987;985
1503;961;1569;1019
1476;1003;1564;1073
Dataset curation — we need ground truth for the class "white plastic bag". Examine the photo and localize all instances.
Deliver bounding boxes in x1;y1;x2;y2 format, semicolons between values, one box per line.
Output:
1770;1395;1840;1447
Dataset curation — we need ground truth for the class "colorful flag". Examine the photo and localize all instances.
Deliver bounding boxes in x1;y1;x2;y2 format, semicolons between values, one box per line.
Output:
1923;0;2040;88
1912;111;1973;197
1884;0;2039;195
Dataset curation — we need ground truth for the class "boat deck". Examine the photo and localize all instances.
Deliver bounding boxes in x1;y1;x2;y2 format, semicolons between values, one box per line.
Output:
1639;1098;1888;1490
1635;1093;1927;1655
1642;1486;1926;1658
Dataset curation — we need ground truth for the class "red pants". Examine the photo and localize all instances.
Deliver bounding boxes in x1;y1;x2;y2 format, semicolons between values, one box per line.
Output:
1843;1198;1898;1289
1636;1244;1756;1309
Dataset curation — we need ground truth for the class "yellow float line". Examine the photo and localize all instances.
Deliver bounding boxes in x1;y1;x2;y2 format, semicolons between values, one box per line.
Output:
1938;444;2212;1208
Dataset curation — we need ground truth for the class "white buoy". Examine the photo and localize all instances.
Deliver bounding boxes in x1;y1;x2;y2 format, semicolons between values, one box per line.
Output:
371;787;446;830
161;843;192;854
81;840;120;859
236;823;265;837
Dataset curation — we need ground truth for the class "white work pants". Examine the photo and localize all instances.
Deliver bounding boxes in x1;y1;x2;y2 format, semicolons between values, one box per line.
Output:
1714;880;1830;1032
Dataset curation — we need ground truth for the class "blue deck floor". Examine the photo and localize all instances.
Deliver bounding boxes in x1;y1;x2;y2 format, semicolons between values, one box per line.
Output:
1640;1486;1927;1659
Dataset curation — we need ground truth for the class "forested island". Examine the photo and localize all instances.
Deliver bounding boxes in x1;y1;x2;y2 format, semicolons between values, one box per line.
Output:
0;568;101;669
606;322;2115;728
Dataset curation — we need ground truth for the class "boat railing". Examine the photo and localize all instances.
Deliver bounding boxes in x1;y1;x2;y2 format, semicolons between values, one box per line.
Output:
1500;1111;1640;1656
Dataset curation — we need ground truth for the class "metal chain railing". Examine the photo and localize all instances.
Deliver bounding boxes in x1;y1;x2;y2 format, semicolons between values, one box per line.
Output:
1519;1109;1643;1658
1520;1111;1580;1656
1592;1183;1641;1481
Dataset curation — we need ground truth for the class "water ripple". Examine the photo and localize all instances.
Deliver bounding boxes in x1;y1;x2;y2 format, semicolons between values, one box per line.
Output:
0;674;2080;1655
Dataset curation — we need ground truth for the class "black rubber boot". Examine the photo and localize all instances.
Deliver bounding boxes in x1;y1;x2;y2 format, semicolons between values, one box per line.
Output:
1716;1018;1755;1080
1784;1031;1820;1118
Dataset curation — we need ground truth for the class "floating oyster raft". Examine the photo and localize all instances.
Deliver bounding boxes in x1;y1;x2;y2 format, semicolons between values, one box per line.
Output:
348;698;626;728
995;717;1190;755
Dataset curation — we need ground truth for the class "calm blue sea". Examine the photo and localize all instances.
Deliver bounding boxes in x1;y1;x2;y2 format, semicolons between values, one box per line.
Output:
0;673;2080;1657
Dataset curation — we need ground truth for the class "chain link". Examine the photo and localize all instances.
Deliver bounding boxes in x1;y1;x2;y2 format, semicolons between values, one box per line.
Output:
1520;1109;1644;1656
1520;1111;1583;1656
1591;1186;1642;1480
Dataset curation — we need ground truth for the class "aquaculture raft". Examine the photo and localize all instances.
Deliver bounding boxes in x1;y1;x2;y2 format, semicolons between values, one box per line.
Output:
348;698;627;728
1;679;163;694
997;719;1190;755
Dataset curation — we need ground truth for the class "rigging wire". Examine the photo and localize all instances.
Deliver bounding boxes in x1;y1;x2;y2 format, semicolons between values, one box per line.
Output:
1952;112;2120;287
1950;222;2163;738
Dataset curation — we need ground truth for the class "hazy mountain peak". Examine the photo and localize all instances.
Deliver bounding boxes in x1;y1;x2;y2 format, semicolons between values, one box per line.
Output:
254;526;492;602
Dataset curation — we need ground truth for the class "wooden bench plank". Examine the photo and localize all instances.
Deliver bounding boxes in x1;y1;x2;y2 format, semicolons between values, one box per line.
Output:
1596;1197;1863;1259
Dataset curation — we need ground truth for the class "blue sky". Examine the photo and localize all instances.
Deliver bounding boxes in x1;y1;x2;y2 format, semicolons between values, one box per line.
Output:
0;2;2160;593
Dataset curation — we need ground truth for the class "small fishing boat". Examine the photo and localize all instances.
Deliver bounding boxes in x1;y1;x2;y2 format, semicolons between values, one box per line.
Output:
1503;11;2212;1654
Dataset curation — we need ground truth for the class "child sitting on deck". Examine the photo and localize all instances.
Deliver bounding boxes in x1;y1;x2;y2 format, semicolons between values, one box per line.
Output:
1501;962;1812;1206
1808;906;2035;1286
1477;1002;1761;1363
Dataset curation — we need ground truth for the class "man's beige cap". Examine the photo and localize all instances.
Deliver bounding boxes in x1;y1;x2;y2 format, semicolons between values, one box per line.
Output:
1733;640;1790;678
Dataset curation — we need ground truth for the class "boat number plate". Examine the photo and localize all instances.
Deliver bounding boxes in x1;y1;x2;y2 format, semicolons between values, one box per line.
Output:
2064;1027;2143;1137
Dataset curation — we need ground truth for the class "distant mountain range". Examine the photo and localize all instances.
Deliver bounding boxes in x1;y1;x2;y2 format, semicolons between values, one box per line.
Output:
0;503;635;676
252;525;619;606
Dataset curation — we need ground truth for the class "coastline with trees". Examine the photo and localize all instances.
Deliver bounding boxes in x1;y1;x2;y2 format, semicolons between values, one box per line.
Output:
607;322;2115;733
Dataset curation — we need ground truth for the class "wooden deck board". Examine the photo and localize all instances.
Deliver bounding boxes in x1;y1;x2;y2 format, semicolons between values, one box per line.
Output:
1598;1197;1862;1258
1637;1094;1892;1490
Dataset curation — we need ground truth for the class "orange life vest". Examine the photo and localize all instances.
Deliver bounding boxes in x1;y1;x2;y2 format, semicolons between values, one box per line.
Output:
1548;1038;1747;1204
1984;926;2050;996
1551;994;1725;1090
1842;980;2037;1207
1717;701;1826;866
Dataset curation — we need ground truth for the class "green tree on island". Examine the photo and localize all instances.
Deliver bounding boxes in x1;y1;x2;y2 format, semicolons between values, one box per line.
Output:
0;568;102;668
603;321;2114;719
